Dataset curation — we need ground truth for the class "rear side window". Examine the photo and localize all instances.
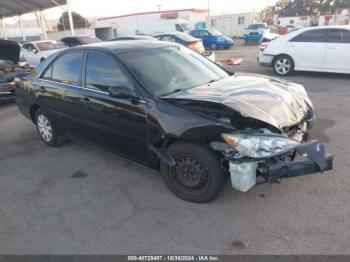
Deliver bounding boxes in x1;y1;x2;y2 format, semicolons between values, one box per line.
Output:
175;24;184;32
51;52;84;85
327;29;350;43
85;52;132;92
199;31;209;37
290;29;326;43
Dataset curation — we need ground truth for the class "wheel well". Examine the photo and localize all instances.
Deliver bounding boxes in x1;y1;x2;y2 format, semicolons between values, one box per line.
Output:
29;104;40;123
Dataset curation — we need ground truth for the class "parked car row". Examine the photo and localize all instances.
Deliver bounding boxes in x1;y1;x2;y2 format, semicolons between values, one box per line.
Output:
20;36;103;68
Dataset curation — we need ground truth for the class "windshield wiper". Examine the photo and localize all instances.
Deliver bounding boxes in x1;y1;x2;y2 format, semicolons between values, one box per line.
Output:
208;79;220;84
162;88;185;96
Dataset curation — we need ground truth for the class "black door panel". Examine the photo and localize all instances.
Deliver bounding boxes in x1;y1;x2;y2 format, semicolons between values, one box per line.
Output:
78;88;148;163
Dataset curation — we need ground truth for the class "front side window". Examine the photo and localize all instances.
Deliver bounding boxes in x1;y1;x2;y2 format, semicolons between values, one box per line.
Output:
327;29;350;44
120;46;228;97
290;29;326;43
51;52;84;85
85;52;132;92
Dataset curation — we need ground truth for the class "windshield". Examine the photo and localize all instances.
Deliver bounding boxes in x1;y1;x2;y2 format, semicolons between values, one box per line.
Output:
120;46;228;96
181;23;189;31
248;24;265;30
36;41;64;51
80;36;102;44
209;29;223;36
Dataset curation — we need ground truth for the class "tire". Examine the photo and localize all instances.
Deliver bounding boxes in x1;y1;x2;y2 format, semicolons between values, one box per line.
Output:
160;142;227;203
210;43;217;50
273;55;294;76
35;108;66;147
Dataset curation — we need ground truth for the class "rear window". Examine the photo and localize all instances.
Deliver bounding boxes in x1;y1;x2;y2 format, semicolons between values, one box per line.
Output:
80;36;102;44
248;24;265;30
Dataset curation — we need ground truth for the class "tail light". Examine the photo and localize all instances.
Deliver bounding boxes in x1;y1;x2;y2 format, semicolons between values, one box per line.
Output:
259;42;269;51
187;41;205;54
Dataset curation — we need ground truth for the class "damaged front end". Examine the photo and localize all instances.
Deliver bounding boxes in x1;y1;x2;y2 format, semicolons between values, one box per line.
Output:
211;130;333;192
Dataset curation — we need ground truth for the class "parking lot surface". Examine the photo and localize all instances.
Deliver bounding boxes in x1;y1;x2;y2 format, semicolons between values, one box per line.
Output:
1;43;350;254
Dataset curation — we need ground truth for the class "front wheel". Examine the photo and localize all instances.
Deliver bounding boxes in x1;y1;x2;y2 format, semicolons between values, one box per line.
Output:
160;142;227;203
273;55;294;76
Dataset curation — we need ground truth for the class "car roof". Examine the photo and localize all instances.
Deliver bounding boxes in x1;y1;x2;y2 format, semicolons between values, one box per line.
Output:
68;40;177;55
299;25;350;31
24;40;58;44
61;35;98;40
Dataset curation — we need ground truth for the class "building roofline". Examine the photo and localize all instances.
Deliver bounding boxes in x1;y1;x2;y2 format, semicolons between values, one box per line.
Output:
97;8;209;21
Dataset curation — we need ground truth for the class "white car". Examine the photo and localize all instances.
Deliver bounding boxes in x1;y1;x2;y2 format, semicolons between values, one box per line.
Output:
258;26;350;76
21;40;66;67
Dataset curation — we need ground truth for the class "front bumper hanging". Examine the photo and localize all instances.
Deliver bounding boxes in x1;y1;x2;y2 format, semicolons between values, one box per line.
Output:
259;139;333;184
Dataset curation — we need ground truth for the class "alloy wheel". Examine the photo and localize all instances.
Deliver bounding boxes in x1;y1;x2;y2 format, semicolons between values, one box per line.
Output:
275;58;291;75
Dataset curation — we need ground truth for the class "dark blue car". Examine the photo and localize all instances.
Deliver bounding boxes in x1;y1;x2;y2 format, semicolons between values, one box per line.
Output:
189;29;234;50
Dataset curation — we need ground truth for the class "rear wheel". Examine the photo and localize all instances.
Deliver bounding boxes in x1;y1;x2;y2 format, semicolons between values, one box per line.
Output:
273;55;294;76
35;108;66;147
160;142;226;203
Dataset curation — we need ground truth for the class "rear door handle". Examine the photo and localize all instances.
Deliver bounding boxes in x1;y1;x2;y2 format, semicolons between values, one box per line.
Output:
327;46;336;50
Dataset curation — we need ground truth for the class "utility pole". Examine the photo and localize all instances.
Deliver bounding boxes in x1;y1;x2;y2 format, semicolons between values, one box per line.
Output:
207;0;210;18
157;4;162;12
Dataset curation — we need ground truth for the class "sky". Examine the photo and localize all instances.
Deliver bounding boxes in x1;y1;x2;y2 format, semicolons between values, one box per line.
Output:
14;0;278;22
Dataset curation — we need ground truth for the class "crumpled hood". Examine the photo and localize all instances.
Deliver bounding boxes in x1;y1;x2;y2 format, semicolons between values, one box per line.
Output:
0;40;20;64
163;74;313;130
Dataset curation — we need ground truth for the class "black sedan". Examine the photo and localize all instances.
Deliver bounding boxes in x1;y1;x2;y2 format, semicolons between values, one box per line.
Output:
15;40;332;203
60;35;102;47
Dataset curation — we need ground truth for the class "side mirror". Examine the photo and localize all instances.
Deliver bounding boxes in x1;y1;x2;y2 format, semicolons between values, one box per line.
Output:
108;84;134;99
32;49;38;54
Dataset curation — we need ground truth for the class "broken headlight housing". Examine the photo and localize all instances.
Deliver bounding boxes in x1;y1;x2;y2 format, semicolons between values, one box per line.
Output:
222;133;300;159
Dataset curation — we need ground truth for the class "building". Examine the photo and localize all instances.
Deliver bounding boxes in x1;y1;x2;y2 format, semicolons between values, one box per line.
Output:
207;12;253;38
94;8;209;40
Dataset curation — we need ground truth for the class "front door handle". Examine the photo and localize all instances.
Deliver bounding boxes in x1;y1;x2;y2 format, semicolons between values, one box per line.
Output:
327;46;336;50
80;96;91;103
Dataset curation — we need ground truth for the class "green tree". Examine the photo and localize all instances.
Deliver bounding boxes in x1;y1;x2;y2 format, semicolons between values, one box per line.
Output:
57;11;91;31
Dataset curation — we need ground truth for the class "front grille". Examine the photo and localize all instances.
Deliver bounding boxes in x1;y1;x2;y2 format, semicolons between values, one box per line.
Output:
0;83;11;93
